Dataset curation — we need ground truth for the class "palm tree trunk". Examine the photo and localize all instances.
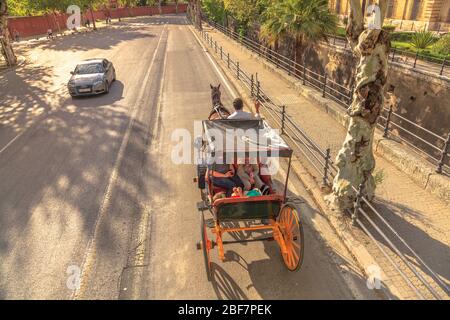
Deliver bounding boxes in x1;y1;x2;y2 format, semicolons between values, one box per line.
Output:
325;0;390;211
293;35;302;76
195;0;202;31
224;11;228;29
0;0;17;66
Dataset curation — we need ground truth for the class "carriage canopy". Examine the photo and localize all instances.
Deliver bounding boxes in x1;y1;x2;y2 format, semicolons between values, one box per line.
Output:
202;119;292;161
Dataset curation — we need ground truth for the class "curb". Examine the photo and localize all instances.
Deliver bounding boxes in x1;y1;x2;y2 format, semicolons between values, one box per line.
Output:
196;28;404;300
212;30;450;206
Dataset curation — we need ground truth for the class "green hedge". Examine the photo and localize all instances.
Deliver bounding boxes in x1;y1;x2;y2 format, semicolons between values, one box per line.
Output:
390;31;439;43
432;34;450;56
382;25;396;32
391;41;450;60
335;26;346;37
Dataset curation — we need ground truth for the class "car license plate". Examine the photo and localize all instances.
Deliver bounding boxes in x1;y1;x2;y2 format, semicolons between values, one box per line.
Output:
79;88;91;93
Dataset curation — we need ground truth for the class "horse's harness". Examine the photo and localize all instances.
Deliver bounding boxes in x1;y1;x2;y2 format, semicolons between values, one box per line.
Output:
211;90;229;119
212;103;228;119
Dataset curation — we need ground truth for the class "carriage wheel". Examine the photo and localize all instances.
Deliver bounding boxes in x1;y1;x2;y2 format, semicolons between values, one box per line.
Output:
277;204;304;272
200;212;212;281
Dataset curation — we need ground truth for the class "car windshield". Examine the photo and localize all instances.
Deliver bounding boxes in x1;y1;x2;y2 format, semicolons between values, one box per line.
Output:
75;63;104;75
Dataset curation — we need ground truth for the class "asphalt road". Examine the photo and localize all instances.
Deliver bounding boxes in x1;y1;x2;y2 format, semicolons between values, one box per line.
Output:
0;15;379;300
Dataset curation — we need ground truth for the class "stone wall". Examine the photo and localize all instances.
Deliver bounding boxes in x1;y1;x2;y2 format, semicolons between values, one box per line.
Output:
299;41;449;162
304;43;448;126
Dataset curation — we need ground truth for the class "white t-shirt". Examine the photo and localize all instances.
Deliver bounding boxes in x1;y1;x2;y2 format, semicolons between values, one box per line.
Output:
227;110;260;120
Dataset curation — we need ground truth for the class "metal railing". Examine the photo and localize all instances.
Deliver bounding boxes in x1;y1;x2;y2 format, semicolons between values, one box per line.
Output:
198;26;449;299
325;32;449;77
205;19;449;174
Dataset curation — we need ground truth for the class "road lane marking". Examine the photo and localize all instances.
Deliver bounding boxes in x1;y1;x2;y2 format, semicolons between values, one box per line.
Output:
127;27;170;300
187;23;237;98
134;27;169;268
72;25;167;300
0;130;27;155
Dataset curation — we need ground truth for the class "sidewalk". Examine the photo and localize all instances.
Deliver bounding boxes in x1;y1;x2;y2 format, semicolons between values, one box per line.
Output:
202;24;449;299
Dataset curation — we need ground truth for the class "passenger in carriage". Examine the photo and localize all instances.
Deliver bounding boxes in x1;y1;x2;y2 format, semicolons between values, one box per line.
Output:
227;98;261;120
236;158;270;195
207;162;244;198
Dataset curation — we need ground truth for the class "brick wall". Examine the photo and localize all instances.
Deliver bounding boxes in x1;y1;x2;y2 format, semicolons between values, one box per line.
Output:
7;4;187;39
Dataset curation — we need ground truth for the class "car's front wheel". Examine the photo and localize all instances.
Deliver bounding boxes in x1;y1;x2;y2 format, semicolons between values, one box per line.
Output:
104;80;110;94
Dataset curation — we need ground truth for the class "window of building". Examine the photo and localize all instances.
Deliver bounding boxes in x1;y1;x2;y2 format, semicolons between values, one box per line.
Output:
335;0;341;14
411;0;424;20
387;0;396;18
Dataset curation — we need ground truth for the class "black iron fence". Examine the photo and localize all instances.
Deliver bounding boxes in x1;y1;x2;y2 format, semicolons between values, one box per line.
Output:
205;19;449;174
203;30;339;186
325;33;449;77
198;25;449;299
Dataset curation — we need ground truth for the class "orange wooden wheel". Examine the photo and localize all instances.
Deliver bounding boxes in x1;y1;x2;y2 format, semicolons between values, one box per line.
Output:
277;204;304;271
200;212;212;281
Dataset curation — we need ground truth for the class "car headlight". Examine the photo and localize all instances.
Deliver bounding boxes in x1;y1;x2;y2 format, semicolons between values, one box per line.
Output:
68;80;75;87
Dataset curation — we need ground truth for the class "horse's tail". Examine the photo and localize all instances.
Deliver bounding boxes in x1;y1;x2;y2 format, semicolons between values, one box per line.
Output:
208;105;231;120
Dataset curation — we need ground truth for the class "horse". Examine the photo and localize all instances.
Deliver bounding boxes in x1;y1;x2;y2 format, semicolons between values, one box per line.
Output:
208;84;231;120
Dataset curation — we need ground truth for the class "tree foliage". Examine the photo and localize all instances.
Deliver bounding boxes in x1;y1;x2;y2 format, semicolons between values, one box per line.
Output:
7;0;111;16
411;29;436;50
202;0;226;24
261;0;337;45
223;0;257;26
6;0;30;16
432;34;450;56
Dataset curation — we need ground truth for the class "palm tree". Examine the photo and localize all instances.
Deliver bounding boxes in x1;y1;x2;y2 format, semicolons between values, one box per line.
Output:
411;29;435;50
260;0;337;65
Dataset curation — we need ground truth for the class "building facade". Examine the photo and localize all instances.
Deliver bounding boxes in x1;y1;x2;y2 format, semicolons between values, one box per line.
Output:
329;0;450;31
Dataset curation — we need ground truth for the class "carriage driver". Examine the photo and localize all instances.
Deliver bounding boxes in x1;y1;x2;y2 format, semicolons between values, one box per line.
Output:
227;98;261;120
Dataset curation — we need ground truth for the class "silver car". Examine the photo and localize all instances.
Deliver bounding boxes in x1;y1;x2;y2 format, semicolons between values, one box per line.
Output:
68;58;116;97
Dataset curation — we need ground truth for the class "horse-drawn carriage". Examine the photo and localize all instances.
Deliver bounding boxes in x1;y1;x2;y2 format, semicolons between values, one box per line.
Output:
194;98;304;280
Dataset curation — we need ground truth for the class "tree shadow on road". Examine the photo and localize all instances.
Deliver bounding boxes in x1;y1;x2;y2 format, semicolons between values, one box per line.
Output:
33;26;156;52
0;100;164;298
0;64;56;148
